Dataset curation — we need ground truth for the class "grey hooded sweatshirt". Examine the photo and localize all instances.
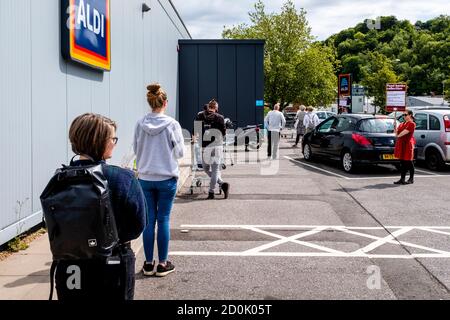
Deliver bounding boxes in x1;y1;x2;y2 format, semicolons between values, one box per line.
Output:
133;113;185;181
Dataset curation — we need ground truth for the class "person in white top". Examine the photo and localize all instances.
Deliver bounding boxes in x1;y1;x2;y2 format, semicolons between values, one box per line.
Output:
303;106;320;134
264;103;286;159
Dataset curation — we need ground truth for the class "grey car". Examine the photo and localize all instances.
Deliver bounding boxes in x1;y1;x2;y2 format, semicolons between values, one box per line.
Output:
394;108;450;170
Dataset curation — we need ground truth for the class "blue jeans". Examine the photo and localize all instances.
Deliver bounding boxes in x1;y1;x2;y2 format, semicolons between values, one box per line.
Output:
139;178;177;263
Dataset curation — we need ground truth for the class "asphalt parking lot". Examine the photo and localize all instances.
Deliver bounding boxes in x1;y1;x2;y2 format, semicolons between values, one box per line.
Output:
285;151;450;181
134;136;450;300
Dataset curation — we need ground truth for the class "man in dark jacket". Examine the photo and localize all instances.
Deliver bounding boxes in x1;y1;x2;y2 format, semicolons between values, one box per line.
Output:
195;99;230;200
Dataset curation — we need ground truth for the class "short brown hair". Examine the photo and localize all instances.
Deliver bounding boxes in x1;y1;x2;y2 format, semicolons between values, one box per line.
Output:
147;83;167;110
69;113;117;161
208;99;218;110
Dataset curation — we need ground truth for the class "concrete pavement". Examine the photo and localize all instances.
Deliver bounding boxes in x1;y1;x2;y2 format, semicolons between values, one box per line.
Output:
2;136;450;300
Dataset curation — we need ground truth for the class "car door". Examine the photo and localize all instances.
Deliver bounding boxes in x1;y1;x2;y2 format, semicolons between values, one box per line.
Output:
414;113;428;159
309;117;337;156
326;117;353;159
427;113;443;155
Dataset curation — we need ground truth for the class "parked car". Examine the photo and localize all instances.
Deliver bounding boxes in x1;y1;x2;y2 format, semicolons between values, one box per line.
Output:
390;108;450;170
302;114;408;173
283;111;297;128
316;111;337;123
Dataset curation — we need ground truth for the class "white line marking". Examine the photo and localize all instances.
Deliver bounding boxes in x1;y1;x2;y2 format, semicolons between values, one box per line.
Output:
284;156;349;179
418;227;450;237
169;251;450;259
415;168;440;175
242;226;343;254
357;227;413;254
172;225;450;258
179;225;450;230
284;156;450;180
336;227;450;255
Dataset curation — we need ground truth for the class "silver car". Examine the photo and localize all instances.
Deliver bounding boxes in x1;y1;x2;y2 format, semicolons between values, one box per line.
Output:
316;111;337;123
394;108;450;170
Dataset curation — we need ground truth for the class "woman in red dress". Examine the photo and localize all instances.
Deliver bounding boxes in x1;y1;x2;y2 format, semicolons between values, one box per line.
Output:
394;109;416;185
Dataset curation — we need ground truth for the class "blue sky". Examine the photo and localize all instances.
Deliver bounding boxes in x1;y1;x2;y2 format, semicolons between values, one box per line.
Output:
172;0;450;40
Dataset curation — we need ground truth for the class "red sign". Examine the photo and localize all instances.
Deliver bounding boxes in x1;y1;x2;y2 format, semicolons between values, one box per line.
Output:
386;83;407;112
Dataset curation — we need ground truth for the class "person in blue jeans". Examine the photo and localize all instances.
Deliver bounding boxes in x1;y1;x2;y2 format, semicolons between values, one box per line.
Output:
133;83;185;277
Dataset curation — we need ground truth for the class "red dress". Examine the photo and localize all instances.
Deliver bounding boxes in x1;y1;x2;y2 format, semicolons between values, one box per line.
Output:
394;121;416;160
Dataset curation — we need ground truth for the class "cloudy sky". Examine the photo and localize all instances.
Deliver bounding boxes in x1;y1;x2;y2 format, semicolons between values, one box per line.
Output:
171;0;450;40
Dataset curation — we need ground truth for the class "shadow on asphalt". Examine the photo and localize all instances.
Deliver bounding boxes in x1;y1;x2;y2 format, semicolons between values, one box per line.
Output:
334;183;404;192
4;269;49;288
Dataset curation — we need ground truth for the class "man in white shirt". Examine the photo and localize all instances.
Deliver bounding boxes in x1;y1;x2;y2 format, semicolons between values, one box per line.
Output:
303;106;320;134
264;103;286;159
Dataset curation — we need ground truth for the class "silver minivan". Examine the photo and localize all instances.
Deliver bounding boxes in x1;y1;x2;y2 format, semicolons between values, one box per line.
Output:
395;108;450;170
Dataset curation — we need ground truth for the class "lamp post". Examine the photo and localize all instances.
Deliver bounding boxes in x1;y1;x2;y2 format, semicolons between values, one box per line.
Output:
443;81;446;106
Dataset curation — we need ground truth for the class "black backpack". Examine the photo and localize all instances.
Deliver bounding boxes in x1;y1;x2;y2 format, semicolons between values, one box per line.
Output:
40;157;119;299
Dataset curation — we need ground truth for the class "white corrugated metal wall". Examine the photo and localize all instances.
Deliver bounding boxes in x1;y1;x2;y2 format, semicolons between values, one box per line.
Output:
0;0;191;246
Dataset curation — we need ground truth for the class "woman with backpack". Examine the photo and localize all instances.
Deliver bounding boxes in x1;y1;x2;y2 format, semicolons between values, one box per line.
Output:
47;113;147;300
303;106;320;134
134;83;185;277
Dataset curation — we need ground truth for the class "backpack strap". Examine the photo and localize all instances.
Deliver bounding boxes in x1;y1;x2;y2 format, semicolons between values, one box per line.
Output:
49;260;58;300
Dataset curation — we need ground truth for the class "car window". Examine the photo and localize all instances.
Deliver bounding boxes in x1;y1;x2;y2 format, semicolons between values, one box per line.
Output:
317;112;327;120
317;117;336;133
429;115;440;131
335;117;353;132
327;112;336;118
415;113;428;130
358;118;396;133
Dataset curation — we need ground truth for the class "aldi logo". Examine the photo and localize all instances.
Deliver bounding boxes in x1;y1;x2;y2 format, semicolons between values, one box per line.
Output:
62;0;111;71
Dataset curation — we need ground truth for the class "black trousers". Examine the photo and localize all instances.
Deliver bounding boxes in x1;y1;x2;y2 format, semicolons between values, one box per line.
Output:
399;160;415;181
295;133;303;145
55;245;136;301
267;131;280;158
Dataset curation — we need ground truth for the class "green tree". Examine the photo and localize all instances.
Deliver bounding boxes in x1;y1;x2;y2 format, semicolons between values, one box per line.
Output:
223;0;336;108
361;52;399;113
327;15;450;98
295;44;337;106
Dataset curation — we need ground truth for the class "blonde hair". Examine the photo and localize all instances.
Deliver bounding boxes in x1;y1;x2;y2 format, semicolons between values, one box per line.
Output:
147;83;167;110
307;106;314;112
300;105;306;111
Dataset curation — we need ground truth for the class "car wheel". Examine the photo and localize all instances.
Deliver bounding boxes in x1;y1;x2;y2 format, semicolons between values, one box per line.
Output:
426;149;444;171
342;151;354;173
303;144;313;161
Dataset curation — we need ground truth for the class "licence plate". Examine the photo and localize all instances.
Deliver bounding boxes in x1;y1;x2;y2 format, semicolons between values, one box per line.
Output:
382;154;397;160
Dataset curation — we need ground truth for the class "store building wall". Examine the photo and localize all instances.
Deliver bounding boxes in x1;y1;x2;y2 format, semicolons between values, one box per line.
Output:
0;0;191;245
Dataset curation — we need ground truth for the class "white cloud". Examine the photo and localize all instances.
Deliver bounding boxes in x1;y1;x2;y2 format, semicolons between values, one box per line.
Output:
171;0;450;40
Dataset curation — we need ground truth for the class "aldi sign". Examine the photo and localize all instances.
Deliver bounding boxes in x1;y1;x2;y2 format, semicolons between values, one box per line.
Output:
338;74;352;96
62;0;111;71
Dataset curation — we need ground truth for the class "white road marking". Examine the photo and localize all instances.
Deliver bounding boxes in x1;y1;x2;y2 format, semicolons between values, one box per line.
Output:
172;225;450;259
284;156;450;180
169;251;450;259
415;168;440;175
242;226;343;254
356;227;413;254
335;227;450;255
180;225;450;230
417;227;450;237
284;156;349;179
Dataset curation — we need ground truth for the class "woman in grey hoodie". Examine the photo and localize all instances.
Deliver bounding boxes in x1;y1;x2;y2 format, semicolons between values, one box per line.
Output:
133;83;185;277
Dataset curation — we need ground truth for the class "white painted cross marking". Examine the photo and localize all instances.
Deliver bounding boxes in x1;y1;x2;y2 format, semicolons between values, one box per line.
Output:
170;225;450;259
